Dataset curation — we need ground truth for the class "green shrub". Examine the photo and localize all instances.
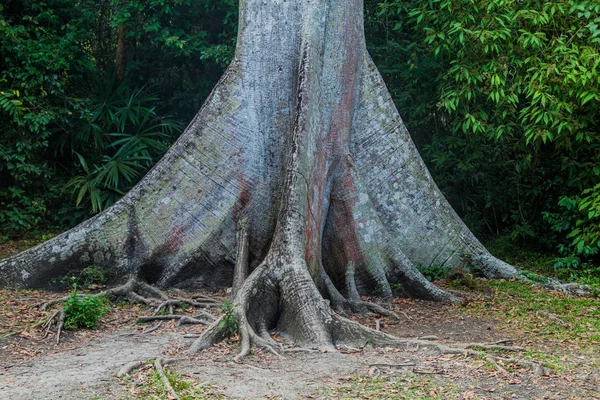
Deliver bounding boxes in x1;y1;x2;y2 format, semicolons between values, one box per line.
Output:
63;287;109;330
54;265;108;289
417;263;447;282
544;185;600;258
218;299;238;338
79;265;107;287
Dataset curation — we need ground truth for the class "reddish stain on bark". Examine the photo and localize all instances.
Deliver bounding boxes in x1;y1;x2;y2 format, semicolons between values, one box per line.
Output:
304;154;328;265
303;0;361;267
165;226;185;253
233;174;251;221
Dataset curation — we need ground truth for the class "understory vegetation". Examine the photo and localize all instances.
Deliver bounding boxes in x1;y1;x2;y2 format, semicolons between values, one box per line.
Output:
317;375;461;400
1;0;599;281
121;362;226;400
62;286;109;330
2;262;598;398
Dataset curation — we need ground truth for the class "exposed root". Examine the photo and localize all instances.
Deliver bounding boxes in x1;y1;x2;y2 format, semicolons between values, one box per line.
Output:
538;280;593;297
155;358;179;399
511;272;595;297
189;288;283;361
38;278;165;311
183;264;545;378
155;299;219;314
183;253;540;377
189;318;229;353
331;314;547;375
350;300;409;320
117;358;182;398
43;308;65;344
334;295;407;320
369;362;417;369
412;367;445;375
37;278;218;339
177;316;210;326
118;360;146;378
191;293;221;302
172;289;221;304
321;268;408;320
282;347;321;353
234;323;252;361
369;362;441;379
337;345;363;354
418;335;440;341
188;316;279;359
136;314;210;326
404;338;545;375
142;321;163;334
233;316;282;362
458;340;524;352
486;357;509;375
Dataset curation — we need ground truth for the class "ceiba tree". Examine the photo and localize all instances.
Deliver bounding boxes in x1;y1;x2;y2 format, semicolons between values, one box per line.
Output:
0;0;520;352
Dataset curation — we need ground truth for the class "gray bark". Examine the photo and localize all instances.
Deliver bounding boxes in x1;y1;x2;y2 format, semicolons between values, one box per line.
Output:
0;0;516;348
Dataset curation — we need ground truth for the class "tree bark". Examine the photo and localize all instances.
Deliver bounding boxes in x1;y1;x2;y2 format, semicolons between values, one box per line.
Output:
115;18;127;81
0;0;517;349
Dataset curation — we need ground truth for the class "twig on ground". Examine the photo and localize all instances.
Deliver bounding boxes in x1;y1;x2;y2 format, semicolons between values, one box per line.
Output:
369;362;417;368
413;367;445;375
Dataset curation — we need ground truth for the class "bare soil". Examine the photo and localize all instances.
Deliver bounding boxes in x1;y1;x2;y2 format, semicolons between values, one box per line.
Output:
1;286;599;400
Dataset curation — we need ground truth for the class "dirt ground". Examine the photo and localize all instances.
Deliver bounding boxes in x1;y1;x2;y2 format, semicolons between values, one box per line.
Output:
1;285;599;400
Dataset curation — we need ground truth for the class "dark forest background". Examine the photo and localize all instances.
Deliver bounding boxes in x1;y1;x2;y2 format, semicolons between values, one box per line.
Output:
1;0;598;283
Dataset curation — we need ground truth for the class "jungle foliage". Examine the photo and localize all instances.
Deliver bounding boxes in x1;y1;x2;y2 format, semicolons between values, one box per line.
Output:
0;0;236;231
1;0;598;277
369;0;600;274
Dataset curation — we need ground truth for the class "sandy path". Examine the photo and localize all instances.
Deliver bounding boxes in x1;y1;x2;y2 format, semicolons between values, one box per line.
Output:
0;332;181;399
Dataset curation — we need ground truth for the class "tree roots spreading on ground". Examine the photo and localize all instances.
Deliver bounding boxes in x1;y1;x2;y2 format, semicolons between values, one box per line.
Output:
38;278;220;343
0;0;586;375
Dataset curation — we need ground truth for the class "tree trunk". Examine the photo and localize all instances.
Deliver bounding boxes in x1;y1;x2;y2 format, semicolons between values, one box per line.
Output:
0;0;517;349
115;19;127;82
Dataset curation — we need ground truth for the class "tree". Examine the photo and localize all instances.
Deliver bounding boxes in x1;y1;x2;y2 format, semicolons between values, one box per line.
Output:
1;0;521;352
